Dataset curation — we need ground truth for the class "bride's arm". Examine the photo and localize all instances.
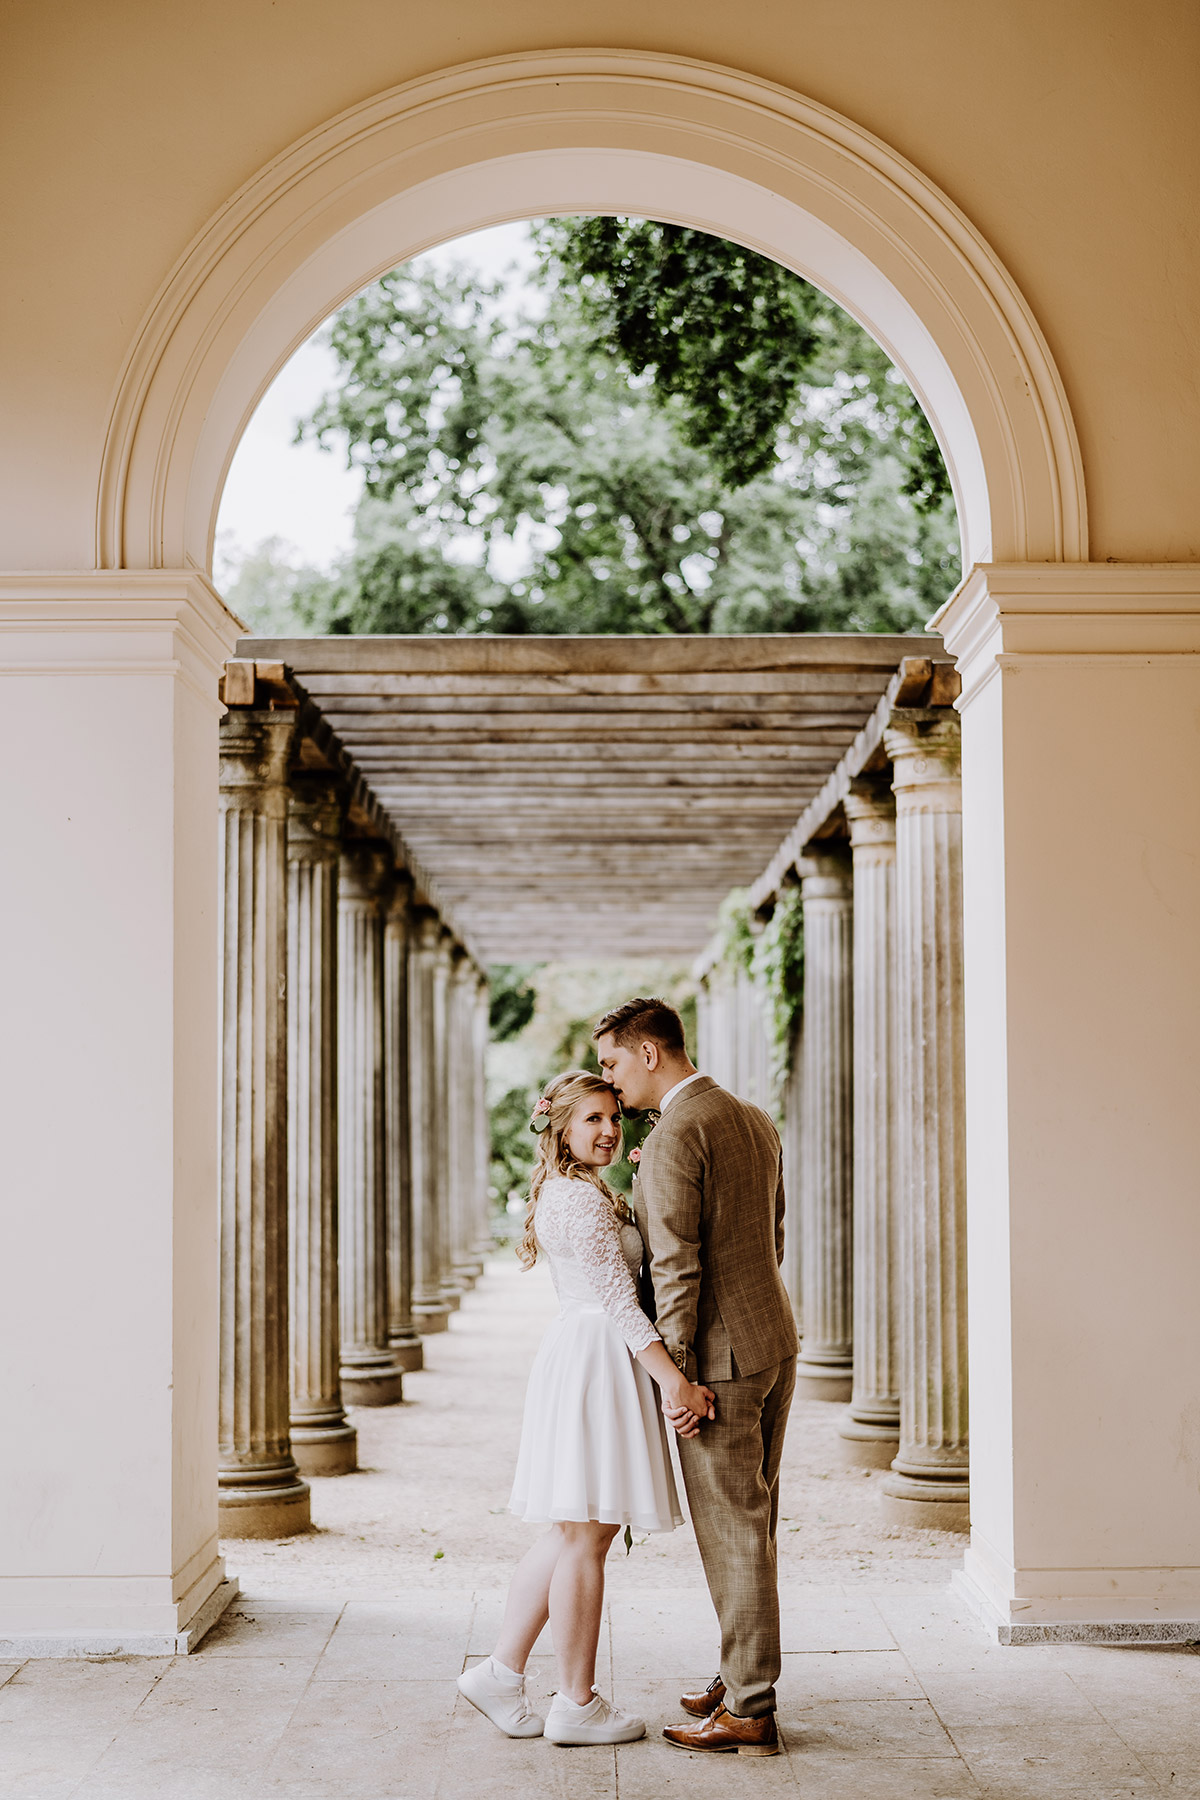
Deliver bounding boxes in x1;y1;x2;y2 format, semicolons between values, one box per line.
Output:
635;1339;715;1437
561;1185;713;1427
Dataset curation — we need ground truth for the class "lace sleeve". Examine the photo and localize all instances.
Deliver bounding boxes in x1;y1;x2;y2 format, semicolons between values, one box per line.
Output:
559;1183;661;1356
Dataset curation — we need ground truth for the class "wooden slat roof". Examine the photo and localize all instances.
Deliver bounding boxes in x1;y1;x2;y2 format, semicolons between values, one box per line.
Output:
240;633;939;962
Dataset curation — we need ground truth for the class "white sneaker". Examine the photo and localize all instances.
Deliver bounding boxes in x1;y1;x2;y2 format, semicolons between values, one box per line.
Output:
457;1657;545;1737
544;1688;646;1745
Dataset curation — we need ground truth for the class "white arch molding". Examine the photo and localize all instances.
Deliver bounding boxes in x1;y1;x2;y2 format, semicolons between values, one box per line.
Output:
98;50;1087;576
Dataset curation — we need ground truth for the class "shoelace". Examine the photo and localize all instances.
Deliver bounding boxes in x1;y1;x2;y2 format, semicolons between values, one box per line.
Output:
511;1679;536;1723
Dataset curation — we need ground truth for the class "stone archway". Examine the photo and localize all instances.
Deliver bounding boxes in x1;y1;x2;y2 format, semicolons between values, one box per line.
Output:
98;51;1086;577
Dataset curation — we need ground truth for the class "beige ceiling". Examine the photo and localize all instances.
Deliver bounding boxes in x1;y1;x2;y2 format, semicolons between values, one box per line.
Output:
241;634;932;963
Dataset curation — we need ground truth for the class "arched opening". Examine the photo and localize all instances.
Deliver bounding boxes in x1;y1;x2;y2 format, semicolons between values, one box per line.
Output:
153;69;1087;1692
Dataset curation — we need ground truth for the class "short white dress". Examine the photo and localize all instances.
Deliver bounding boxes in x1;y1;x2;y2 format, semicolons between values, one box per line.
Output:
508;1175;684;1534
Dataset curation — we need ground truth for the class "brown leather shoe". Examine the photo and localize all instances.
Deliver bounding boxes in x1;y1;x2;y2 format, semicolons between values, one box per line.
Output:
680;1676;726;1717
663;1703;780;1756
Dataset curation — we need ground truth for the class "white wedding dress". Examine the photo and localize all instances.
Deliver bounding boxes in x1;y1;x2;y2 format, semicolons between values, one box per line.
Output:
508;1175;683;1533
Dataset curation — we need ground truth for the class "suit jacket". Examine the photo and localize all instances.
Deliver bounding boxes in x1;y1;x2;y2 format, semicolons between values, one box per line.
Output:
632;1075;799;1383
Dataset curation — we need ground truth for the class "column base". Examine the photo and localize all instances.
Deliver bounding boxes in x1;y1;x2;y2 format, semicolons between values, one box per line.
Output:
339;1359;404;1406
795;1355;853;1402
389;1332;425;1372
0;1575;240;1659
837;1414;901;1469
953;1545;1200;1644
880;1468;970;1532
218;1465;311;1539
413;1300;453;1334
291;1420;358;1477
440;1286;463;1312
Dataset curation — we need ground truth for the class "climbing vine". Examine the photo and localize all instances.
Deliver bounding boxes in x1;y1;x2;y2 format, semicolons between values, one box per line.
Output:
711;885;805;1111
751;885;805;1103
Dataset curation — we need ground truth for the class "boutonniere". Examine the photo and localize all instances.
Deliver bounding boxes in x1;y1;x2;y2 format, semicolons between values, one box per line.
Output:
626;1109;660;1180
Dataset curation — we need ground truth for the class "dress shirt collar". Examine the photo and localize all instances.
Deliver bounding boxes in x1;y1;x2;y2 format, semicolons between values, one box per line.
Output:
658;1070;705;1112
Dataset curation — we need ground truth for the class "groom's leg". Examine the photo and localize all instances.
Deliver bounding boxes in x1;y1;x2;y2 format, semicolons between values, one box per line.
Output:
677;1357;795;1718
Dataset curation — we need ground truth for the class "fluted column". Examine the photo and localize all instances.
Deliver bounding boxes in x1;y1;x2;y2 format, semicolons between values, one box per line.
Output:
471;969;494;1262
337;843;404;1405
780;1011;804;1330
839;783;901;1467
287;777;357;1476
217;710;311;1537
384;874;423;1373
432;927;462;1311
408;910;453;1332
881;716;969;1529
796;846;854;1401
448;950;484;1288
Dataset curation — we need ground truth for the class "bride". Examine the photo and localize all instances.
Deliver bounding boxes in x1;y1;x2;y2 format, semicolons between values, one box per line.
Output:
457;1070;715;1746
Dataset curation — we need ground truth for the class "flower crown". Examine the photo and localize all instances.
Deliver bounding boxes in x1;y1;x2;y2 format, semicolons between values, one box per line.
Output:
528;1094;553;1135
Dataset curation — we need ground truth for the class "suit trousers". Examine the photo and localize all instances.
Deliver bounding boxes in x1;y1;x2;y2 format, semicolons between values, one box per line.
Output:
676;1354;796;1718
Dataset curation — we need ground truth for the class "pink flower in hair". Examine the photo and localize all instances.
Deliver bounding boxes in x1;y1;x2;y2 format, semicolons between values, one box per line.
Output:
529;1094;554;1135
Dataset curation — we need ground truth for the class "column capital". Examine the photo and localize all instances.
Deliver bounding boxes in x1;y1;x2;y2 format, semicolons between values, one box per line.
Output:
449;943;474;983
844;779;897;852
798;843;852;900
384;866;414;923
884;714;961;814
218;709;295;802
339;839;393;902
287;773;343;863
411;906;443;952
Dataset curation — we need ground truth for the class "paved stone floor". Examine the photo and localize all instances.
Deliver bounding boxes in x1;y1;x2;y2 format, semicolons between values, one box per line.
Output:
3;1260;1199;1799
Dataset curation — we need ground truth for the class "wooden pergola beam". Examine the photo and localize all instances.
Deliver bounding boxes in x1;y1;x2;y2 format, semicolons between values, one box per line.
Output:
237;633;948;963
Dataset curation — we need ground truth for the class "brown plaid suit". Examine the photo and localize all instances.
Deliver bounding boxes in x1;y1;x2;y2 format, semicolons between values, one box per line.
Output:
633;1075;799;1718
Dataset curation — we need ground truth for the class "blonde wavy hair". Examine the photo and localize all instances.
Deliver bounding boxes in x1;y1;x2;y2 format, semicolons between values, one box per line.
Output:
517;1070;630;1270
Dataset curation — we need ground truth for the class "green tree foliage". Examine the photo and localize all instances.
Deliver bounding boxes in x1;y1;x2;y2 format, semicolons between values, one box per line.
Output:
265;219;958;642
488;964;539;1042
489;1085;538;1219
711;885;805;1115
550;217;949;513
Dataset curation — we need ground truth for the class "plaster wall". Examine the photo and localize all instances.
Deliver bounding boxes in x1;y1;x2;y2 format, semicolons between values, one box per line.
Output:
0;0;1198;567
943;566;1200;1631
0;578;240;1648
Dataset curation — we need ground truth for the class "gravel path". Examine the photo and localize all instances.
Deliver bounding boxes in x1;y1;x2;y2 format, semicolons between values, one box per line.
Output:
225;1256;962;1603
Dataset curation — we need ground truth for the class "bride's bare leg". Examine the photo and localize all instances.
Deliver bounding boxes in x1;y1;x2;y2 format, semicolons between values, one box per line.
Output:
547;1521;621;1704
492;1528;564;1674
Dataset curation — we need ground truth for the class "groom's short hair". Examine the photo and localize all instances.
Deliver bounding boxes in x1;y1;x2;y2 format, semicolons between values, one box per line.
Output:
593;996;686;1056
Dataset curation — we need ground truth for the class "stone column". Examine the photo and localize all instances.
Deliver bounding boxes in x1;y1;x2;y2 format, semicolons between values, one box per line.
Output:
881;715;969;1530
796;846;854;1401
408;909;453;1332
217;710;311;1537
286;777;357;1476
384;873;423;1373
337;842;404;1405
472;969;494;1263
448;950;484;1288
432;927;463;1312
780;1012;804;1331
839;783;901;1467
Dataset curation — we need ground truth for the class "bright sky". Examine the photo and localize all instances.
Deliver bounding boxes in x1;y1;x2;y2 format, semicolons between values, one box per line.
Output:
214;220;538;582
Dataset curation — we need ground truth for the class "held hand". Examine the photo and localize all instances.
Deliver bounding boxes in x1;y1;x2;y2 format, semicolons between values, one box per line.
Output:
661;1377;716;1433
665;1403;702;1439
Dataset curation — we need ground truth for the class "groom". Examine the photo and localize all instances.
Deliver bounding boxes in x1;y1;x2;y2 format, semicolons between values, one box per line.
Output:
594;997;798;1757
